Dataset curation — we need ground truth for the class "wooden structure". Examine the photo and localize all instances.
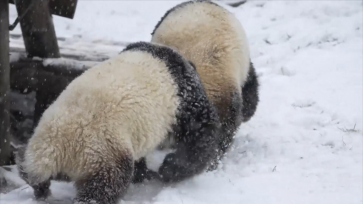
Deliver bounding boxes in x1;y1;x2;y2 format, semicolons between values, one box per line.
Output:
9;0;78;19
0;0;78;166
11;58;86;129
14;0;60;58
0;0;12;166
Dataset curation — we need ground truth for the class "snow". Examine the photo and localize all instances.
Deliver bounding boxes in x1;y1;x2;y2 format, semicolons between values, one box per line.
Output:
42;58;97;71
2;1;362;204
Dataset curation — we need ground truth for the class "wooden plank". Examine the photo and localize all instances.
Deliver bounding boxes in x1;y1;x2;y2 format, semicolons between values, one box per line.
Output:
9;0;78;19
10;47;109;62
48;0;78;19
10;59;84;131
15;0;60;58
0;0;12;166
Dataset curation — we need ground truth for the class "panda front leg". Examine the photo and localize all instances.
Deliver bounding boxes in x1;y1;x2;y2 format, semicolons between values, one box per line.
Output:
21;169;52;201
73;155;133;204
158;122;220;183
30;180;52;200
15;146;52;200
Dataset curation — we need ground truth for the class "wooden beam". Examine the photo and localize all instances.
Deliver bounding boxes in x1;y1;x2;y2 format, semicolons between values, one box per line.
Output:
0;0;12;166
9;0;78;19
15;0;60;58
10;59;86;128
48;0;78;19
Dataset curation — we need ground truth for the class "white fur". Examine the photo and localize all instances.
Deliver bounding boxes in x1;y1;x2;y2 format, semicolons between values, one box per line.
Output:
151;1;250;100
23;51;180;183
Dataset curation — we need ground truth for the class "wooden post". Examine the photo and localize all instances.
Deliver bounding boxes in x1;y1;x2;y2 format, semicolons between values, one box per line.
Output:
15;0;60;58
0;0;12;166
9;0;79;19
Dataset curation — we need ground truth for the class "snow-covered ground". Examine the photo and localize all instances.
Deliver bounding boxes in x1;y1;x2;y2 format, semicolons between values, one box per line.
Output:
2;1;362;204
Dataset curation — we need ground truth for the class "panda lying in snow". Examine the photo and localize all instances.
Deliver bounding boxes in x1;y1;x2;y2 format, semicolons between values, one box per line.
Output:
16;42;221;204
134;0;260;181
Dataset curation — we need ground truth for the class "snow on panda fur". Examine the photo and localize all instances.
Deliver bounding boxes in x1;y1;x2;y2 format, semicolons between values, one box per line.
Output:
151;0;260;169
16;42;220;204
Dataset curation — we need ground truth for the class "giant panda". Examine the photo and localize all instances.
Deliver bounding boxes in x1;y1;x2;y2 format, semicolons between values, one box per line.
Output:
150;0;260;170
16;41;220;204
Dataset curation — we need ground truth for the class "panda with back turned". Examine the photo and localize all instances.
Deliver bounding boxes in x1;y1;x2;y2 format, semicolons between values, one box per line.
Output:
16;41;221;204
148;0;260;172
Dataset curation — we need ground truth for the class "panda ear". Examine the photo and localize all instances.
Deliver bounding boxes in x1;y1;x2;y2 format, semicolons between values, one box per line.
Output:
188;61;197;70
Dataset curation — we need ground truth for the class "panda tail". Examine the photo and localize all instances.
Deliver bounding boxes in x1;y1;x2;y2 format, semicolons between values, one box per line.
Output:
241;61;260;123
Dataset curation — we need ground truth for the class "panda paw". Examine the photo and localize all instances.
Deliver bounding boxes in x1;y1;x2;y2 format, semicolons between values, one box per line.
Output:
33;182;52;201
132;167;148;184
133;168;159;183
158;153;190;183
132;159;159;183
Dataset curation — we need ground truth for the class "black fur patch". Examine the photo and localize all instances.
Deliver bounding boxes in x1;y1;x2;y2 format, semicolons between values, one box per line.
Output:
241;61;259;123
32;181;51;200
210;62;260;169
132;158;159;183
151;0;220;36
208;89;243;171
74;153;133;204
123;42;221;183
221;91;243;148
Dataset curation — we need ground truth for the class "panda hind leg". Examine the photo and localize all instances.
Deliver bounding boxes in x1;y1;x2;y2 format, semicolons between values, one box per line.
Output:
74;153;134;204
241;61;260;123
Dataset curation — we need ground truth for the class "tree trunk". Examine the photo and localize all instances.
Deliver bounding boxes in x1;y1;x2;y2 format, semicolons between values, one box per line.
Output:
0;0;12;166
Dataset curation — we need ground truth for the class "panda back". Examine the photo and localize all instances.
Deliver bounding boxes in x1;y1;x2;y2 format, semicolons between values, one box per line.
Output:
151;0;250;89
32;43;185;161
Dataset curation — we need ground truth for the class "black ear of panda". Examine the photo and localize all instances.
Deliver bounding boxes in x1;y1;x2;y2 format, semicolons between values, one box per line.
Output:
122;41;150;53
